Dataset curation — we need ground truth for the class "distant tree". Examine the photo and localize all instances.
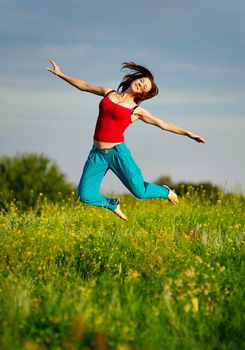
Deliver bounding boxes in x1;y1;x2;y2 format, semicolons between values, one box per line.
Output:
154;175;174;189
174;182;221;199
0;153;74;210
154;175;222;201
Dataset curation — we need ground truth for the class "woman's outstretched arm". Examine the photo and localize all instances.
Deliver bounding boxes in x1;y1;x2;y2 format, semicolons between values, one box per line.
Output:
47;60;111;96
134;106;207;143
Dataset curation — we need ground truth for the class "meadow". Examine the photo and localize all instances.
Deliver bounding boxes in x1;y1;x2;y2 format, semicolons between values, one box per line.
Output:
0;189;244;350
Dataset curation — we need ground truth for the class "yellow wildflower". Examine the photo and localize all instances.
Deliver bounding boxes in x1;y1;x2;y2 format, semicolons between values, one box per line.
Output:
191;297;199;312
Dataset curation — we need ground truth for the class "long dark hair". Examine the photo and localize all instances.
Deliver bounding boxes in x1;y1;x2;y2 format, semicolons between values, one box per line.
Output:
117;62;159;104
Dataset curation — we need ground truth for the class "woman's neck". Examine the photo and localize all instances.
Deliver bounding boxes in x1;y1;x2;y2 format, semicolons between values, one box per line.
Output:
119;91;135;104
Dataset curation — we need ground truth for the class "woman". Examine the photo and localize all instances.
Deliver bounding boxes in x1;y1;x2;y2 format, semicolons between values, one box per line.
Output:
47;60;207;221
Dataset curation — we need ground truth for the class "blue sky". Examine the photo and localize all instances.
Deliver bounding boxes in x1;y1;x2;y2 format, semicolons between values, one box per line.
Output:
0;0;244;193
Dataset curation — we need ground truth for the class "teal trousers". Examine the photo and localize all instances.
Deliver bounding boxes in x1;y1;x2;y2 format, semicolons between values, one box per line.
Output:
78;142;170;211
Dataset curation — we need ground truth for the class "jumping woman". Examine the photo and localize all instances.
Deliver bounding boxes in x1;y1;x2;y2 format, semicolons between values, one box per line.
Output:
47;60;207;221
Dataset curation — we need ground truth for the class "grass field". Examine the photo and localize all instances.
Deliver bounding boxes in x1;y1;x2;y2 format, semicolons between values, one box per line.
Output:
0;189;244;350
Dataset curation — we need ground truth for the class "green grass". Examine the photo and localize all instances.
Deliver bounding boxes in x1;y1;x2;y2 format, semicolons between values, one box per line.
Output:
0;190;244;350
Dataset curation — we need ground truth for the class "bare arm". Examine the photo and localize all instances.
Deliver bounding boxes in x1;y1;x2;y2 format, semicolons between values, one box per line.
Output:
134;107;207;143
47;60;111;96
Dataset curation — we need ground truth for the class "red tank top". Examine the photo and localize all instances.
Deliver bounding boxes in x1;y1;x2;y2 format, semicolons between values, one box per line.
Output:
93;91;137;142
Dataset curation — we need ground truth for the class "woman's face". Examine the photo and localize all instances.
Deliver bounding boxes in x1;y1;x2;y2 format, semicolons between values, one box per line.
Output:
131;77;152;95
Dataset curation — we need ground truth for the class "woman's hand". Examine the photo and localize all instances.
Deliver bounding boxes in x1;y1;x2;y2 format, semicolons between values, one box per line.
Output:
47;60;62;76
188;132;207;144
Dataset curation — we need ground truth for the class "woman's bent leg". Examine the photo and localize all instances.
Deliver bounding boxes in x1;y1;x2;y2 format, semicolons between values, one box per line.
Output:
110;143;170;199
78;150;118;211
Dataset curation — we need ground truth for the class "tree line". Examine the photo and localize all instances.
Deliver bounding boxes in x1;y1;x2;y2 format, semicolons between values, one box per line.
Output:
0;153;222;211
0;153;74;210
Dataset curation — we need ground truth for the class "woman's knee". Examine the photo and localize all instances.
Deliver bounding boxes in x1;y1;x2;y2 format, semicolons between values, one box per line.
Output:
77;185;92;203
131;187;146;199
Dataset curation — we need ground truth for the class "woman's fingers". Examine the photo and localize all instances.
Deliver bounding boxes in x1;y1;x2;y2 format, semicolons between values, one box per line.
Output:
191;133;207;144
47;60;61;75
47;60;54;72
49;60;56;67
197;136;207;143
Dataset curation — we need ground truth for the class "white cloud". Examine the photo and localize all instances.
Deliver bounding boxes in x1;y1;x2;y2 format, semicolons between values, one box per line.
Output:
153;89;245;105
167;62;245;75
41;43;91;59
0;86;98;123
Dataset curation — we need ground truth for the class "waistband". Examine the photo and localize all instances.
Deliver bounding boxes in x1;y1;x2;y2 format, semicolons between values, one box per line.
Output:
91;142;128;154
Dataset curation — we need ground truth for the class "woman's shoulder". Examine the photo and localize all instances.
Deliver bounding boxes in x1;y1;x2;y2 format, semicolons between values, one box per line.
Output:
103;88;115;96
132;105;148;115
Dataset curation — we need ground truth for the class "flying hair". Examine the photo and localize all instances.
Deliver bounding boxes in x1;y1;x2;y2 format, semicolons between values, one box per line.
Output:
117;62;159;104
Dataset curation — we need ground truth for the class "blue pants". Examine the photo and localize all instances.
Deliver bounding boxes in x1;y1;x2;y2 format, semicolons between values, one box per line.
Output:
78;142;170;211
